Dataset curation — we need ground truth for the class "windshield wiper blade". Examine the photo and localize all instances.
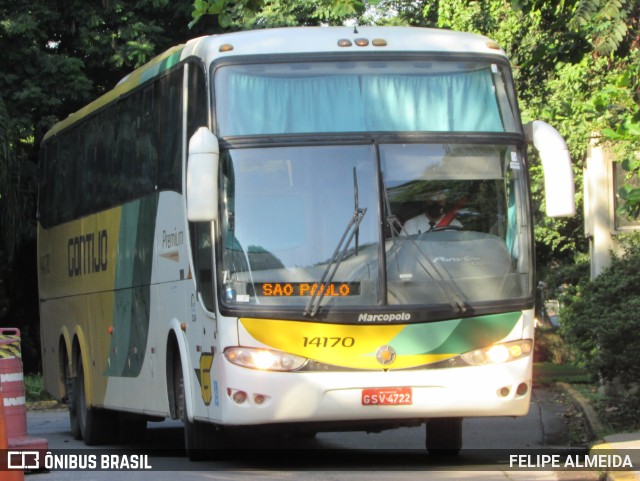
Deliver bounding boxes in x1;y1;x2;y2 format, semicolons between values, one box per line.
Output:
304;168;366;318
303;207;367;318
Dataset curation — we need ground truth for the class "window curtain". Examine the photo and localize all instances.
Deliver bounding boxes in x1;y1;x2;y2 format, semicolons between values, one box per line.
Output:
225;74;366;135
222;68;504;136
362;69;504;132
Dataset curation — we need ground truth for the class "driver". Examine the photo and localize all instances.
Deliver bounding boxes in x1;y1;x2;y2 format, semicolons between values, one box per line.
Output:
402;192;462;235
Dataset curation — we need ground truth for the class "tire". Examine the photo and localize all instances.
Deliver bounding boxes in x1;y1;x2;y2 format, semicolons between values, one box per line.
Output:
76;355;116;445
426;417;463;455
174;357;217;460
66;358;82;440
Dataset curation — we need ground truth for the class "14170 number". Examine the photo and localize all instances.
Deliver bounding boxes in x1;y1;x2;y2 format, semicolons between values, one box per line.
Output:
302;336;355;348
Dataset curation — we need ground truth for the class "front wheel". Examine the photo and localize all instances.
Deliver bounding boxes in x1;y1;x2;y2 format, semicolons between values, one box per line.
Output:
174;357;219;460
426;417;463;455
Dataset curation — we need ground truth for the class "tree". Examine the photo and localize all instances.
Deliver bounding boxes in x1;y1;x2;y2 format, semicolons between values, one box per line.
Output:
190;0;369;29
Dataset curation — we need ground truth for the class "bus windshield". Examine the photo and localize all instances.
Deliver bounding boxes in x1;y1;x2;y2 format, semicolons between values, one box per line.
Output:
219;142;531;317
214;59;518;136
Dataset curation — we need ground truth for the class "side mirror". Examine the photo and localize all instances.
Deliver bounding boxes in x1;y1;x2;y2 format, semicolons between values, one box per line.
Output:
186;127;219;222
524;120;576;217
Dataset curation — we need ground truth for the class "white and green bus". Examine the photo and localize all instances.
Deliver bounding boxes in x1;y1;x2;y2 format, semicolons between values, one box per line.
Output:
38;26;575;456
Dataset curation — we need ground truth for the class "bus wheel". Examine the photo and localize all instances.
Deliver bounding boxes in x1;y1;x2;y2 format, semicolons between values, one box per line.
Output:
426;417;463;455
76;355;115;445
174;357;216;460
66;358;82;440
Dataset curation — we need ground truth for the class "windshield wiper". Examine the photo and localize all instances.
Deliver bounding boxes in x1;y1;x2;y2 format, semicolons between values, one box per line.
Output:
304;168;366;318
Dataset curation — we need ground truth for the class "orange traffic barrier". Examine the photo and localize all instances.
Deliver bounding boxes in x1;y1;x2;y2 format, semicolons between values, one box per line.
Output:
0;327;47;475
1;373;24;481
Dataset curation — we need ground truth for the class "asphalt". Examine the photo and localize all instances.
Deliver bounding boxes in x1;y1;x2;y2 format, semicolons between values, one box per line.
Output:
557;382;640;481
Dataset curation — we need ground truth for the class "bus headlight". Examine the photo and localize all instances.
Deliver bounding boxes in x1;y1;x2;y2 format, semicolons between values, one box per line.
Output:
460;339;532;366
224;347;307;371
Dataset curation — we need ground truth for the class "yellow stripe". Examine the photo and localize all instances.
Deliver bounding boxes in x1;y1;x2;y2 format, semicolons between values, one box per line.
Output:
0;342;21;358
240;318;452;370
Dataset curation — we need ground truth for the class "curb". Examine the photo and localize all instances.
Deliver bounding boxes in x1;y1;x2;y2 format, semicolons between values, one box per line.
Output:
555;382;605;439
555;382;639;481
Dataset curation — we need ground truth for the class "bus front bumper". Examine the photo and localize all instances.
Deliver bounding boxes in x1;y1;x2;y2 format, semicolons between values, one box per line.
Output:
214;356;532;428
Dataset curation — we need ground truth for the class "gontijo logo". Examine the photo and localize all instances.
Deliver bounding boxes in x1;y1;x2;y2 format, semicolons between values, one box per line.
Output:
357;312;411;322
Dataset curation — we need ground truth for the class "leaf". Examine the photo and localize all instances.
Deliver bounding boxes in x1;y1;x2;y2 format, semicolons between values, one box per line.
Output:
625;188;640;203
602;127;622;140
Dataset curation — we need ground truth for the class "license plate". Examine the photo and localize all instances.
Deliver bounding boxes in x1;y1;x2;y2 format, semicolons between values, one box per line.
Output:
362;387;413;406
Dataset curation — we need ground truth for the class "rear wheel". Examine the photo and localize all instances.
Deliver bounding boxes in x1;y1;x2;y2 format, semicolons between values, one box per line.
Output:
76;355;116;445
426;417;463;455
65;357;82;440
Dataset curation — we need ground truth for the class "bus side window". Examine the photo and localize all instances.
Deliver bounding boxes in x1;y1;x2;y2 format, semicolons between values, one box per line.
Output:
155;67;184;193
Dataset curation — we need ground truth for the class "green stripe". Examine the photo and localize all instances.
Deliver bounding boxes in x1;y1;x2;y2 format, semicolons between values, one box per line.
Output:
387;312;521;355
107;194;159;377
140;50;183;84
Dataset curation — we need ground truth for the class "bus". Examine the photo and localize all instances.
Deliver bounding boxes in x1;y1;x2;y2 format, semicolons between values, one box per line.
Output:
37;26;575;456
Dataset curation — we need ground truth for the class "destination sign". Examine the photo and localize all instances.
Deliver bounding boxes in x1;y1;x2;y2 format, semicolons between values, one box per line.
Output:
255;282;360;297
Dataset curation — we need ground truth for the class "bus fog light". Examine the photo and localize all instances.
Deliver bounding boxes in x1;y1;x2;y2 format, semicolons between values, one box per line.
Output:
516;383;528;396
498;387;510;397
254;394;267;405
231;390;247;404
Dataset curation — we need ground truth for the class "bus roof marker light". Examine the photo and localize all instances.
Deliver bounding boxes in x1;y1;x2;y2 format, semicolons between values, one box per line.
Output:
486;41;501;50
354;38;369;47
338;39;353;47
219;44;234;52
372;39;387;47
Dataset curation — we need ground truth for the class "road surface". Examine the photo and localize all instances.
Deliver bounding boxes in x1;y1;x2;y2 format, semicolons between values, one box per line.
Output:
20;387;599;481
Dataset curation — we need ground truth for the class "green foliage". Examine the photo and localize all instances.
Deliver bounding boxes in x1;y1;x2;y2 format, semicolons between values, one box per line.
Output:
534;328;575;364
591;60;640;219
597;388;640;432
533;362;591;385
190;0;372;30
560;237;640;388
0;97;36;262
24;374;54;403
569;0;632;55
560;235;640;433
